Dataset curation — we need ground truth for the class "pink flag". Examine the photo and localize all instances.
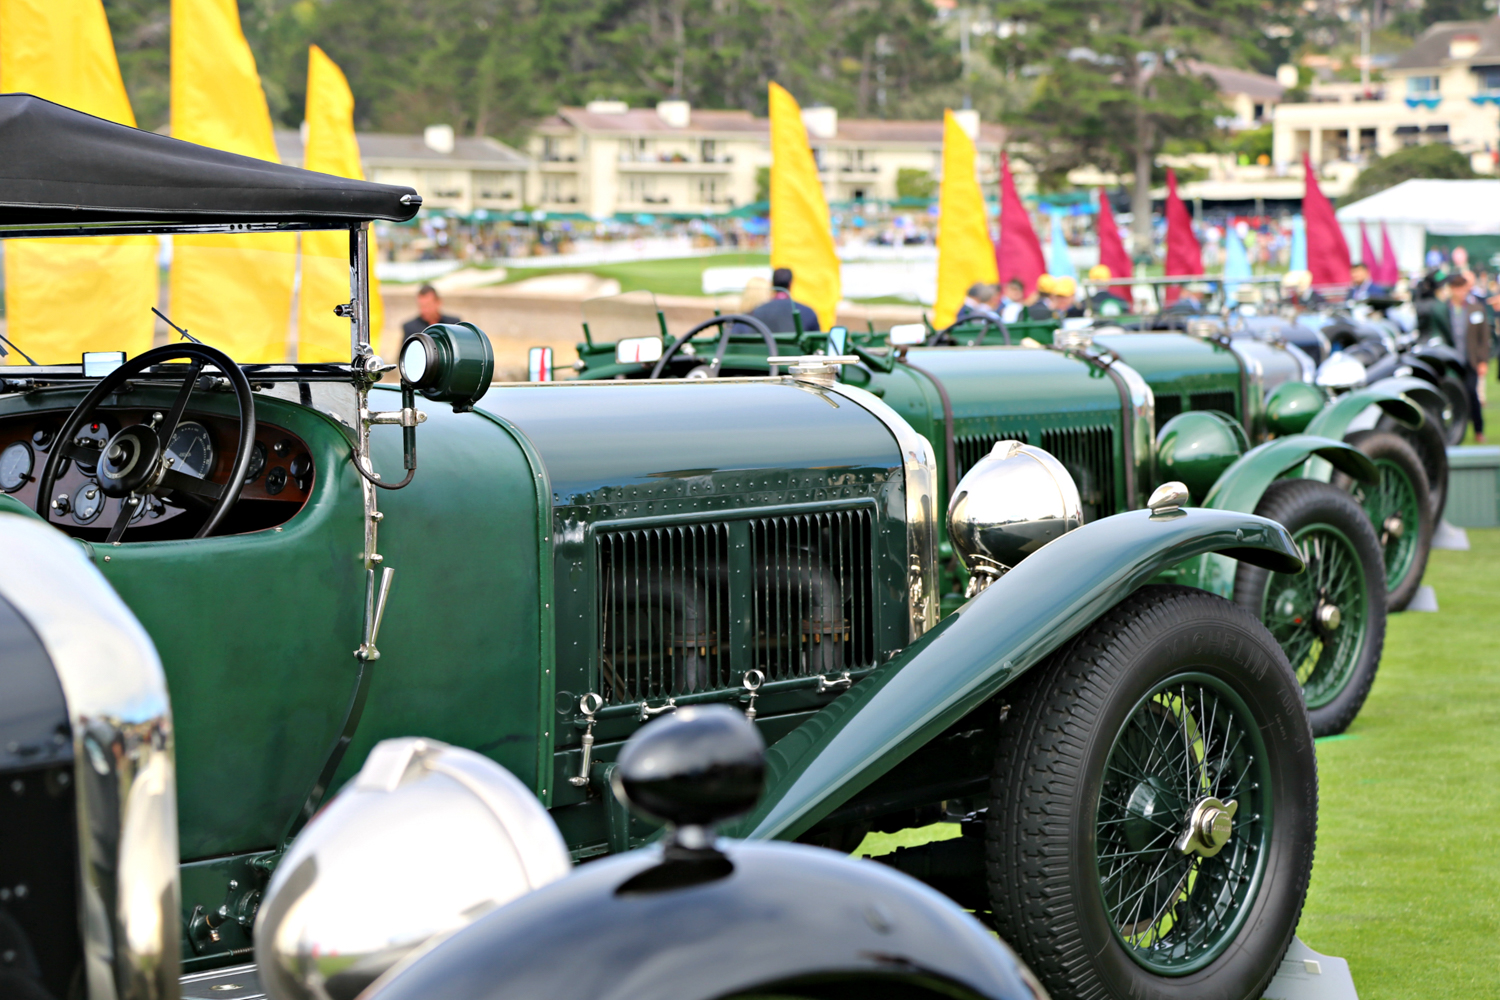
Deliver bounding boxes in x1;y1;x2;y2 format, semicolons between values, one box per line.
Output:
1163;169;1201;305
1302;152;1351;289
995;152;1046;296
1359;223;1378;272
1377;223;1401;287
1096;189;1133;300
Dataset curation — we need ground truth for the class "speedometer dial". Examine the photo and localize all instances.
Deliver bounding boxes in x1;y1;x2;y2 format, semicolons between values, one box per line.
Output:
0;441;32;492
165;421;215;478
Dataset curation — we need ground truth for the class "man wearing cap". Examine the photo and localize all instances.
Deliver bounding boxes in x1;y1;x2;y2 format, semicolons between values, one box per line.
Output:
1086;264;1128;318
1046;276;1086;318
1027;275;1057;320
749;267;821;333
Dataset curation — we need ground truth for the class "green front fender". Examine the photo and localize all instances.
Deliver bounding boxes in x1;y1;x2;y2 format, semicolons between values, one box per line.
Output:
1202;434;1378;514
1306;384;1425;440
730;506;1302;843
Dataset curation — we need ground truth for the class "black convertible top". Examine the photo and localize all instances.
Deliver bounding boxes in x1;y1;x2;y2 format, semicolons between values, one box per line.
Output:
0;94;421;232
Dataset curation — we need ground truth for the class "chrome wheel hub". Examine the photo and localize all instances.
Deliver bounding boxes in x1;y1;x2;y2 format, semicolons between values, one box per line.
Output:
1316;601;1342;632
1176;796;1238;858
1382;514;1404;543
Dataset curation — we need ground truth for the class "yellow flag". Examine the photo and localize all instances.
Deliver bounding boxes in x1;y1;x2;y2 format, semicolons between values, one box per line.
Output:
0;0;157;364
169;0;295;362
934;110;999;329
768;83;839;330
298;45;383;362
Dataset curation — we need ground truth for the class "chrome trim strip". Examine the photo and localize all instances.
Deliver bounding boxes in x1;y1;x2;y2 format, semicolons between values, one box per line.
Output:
0;514;178;1000
822;382;939;640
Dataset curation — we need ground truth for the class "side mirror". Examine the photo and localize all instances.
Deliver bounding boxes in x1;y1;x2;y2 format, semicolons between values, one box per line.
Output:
826;325;848;356
889;323;926;346
400;322;494;411
615;336;664;366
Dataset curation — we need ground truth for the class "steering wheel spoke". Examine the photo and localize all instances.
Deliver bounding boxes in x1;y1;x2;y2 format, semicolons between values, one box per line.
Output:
104;496;136;545
158;358;205;447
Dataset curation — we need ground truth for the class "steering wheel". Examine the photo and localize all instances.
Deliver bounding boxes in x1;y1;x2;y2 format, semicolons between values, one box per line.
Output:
649;314;782;379
927;315;1009;347
36;343;256;544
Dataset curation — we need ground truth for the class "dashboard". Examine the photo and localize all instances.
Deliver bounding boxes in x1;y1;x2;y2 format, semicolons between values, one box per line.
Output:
0;409;314;539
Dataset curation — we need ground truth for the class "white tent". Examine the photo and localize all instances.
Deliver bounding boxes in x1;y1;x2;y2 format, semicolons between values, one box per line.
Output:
1335;179;1500;276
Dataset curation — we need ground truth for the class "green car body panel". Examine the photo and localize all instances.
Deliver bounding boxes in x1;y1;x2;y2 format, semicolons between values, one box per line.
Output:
1092;331;1247;430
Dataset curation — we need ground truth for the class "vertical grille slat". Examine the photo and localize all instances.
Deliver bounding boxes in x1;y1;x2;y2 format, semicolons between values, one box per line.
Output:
597;510;877;706
1188;391;1236;416
1041;425;1117;523
1154;394;1183;432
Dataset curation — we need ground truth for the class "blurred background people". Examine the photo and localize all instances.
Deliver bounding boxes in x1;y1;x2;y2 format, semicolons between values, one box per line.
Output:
403;284;459;338
750;267;820;332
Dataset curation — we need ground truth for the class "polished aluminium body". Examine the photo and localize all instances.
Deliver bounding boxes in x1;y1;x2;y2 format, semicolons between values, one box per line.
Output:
256;738;570;1000
0;513;178;1000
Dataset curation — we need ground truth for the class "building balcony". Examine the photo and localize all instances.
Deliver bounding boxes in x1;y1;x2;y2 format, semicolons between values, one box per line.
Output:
616;159;732;173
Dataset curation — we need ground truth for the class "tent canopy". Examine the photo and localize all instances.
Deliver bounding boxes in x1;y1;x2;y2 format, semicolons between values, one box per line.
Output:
1334;179;1500;275
0;94;421;232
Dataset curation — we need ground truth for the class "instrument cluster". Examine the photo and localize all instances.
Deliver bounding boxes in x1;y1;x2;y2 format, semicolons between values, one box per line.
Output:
0;410;314;537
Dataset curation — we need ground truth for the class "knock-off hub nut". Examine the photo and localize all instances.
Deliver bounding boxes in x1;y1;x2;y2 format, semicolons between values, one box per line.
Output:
1177;797;1238;858
1316;602;1342;632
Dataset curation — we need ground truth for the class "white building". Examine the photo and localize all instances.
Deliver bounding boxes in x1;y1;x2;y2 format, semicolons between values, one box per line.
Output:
1272;20;1500;171
525;100;1006;218
275;124;532;216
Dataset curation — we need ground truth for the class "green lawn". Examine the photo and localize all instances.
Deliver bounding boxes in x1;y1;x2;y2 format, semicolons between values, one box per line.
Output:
856;530;1500;998
504;251;769;298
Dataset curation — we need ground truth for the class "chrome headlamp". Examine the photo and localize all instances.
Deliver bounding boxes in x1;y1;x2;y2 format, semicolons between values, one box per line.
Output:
947;440;1083;596
255;737;570;1000
1315;353;1367;391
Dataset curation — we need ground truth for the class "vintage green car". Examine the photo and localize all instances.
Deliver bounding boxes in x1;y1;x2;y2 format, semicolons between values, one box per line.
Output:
573;311;1413;737
2;96;1321;1000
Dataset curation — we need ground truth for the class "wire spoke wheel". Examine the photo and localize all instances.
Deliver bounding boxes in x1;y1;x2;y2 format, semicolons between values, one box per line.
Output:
1260;524;1367;707
1097;673;1271;974
1349;457;1422;594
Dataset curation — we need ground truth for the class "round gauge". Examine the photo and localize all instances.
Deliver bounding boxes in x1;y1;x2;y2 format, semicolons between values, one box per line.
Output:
265;466;287;496
72;420;111;475
165;421;216;479
73;483;104;524
243;441;267;484
0;441;33;492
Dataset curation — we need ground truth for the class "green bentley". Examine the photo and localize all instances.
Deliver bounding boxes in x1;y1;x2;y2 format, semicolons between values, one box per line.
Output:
3;96;1318;1000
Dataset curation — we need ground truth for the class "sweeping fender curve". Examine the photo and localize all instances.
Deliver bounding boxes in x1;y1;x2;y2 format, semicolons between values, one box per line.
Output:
728;506;1302;843
1204;434;1378;514
1306;385;1425;441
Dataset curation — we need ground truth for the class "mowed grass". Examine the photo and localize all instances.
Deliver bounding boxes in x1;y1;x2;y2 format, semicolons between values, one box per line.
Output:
855;530;1500;998
505;251;769;298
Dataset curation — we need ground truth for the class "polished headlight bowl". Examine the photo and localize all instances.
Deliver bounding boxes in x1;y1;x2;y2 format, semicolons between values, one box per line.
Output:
255;738;570;1000
947;440;1083;594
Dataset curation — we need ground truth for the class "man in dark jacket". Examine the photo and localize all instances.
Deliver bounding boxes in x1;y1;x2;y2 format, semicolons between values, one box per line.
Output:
402;284;460;338
1449;273;1489;441
749;268;821;333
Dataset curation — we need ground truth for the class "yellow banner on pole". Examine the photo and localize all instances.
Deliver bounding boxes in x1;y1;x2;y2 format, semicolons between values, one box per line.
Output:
0;0;157;364
299;45;383;362
768;83;839;330
934;109;998;329
169;0;295;363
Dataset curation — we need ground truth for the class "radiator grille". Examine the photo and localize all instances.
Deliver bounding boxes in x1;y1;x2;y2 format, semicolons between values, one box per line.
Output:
750;510;876;681
1189;391;1237;416
1041;425;1117;521
1155;393;1183;432
598;524;730;705
954;431;1029;485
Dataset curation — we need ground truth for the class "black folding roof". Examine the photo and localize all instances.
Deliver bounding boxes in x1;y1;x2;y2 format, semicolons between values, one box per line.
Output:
0;94;421;233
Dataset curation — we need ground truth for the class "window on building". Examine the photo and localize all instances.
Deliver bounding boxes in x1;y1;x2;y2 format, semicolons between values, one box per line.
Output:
1407;76;1439;96
700;139;718;163
698;178;719;204
477;172;516;202
1478;66;1500;92
542;136;561;161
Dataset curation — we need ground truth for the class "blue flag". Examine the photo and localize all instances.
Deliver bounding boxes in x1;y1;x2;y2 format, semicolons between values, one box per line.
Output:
1289;215;1308;273
1048;214;1078;279
1223;224;1251;300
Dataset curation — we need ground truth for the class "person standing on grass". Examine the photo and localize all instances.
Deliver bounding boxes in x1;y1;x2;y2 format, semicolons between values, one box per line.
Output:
749;267;820;333
403;284;460;338
1447;273;1488;442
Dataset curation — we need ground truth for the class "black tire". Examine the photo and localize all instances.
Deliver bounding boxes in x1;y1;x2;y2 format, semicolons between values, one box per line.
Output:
1438;372;1470;446
1234;480;1387;737
1376;411;1449;523
1331;430;1433;611
986;585;1316;1000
